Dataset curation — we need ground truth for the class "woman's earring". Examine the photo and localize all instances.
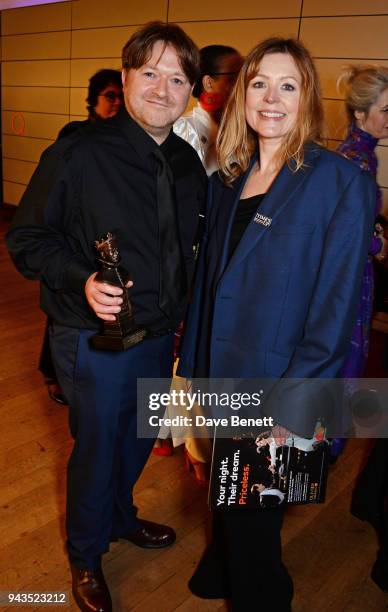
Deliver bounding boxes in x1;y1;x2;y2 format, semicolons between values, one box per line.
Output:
199;91;223;112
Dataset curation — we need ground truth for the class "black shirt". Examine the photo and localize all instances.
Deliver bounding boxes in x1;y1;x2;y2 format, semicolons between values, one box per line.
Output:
228;193;265;259
6;107;207;331
57;119;89;140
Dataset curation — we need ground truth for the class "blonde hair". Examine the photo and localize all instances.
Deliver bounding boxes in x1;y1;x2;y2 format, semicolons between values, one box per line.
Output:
217;38;324;185
337;64;388;123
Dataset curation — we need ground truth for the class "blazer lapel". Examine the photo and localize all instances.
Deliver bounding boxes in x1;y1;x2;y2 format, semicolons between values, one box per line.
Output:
222;145;321;275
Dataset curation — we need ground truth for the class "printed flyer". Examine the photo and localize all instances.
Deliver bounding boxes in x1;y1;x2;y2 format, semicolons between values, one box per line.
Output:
209;427;329;510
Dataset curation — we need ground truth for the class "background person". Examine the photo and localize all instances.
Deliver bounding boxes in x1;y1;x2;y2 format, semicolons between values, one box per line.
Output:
337;64;388;592
58;68;123;138
337;64;388;378
39;68;123;405
174;44;243;175
178;37;375;610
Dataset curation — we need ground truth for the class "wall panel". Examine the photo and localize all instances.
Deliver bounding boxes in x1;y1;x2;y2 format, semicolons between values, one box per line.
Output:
176;19;299;55
381;189;388;216
315;59;388;99
2;111;69;140
3;181;27;206
70;58;121;87
322;99;348;141
2;32;71;61
69;88;88;117
71;26;136;59
3;158;37;185
377;146;388;189
169;0;301;21
300;16;388;58
303;0;388;16
2;135;51;163
2;3;71;35
2;86;69;115
2;60;70;87
71;0;166;30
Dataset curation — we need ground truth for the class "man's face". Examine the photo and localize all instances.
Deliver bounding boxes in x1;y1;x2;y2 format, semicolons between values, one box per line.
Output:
122;41;192;143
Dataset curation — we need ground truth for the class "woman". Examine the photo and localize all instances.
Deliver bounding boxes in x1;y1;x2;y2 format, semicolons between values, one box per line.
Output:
338;65;388;377
40;69;123;403
337;65;388;591
178;38;376;610
58;68;122;139
174;45;243;175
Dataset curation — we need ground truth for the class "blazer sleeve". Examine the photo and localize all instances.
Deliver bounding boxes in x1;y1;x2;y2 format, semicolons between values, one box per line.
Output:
266;169;376;436
6;145;95;295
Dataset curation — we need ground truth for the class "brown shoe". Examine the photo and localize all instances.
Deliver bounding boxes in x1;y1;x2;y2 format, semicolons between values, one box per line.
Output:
123;519;176;549
71;565;112;612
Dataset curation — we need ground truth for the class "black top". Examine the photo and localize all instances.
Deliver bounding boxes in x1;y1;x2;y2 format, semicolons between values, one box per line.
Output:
57;119;89;140
228;193;265;259
6;106;207;332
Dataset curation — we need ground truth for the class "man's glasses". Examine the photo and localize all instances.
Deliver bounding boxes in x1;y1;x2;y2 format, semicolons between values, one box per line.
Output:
101;91;123;102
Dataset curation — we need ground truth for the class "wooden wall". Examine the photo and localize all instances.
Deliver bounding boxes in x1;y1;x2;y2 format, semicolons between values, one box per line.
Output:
1;0;387;212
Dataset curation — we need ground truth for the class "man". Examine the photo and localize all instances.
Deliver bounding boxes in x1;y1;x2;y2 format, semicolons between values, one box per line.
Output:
6;22;207;612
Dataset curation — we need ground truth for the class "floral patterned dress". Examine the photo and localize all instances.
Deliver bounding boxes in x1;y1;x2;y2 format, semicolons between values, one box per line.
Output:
338;123;382;377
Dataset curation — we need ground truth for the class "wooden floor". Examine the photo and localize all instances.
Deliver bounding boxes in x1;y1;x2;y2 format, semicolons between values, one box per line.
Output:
1;217;387;612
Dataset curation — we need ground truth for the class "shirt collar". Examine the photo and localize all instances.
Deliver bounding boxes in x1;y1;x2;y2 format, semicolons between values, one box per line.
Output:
114;105;168;158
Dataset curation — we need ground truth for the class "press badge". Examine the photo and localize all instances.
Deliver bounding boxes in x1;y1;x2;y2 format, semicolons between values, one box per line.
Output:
254;213;272;227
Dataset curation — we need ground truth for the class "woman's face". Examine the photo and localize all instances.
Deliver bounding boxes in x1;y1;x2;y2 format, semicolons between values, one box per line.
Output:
245;52;302;146
94;83;123;119
356;88;388;140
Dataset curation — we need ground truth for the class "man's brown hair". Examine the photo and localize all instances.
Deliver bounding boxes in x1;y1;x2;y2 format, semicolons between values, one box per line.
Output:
122;21;200;85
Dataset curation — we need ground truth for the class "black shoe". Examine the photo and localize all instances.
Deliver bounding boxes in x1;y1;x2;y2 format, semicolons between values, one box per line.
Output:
48;384;68;405
188;573;230;600
371;555;388;591
188;544;231;600
71;565;112;612
122;519;176;549
350;498;383;532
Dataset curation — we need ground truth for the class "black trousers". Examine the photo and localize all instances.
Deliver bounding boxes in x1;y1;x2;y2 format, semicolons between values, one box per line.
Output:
189;508;293;611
